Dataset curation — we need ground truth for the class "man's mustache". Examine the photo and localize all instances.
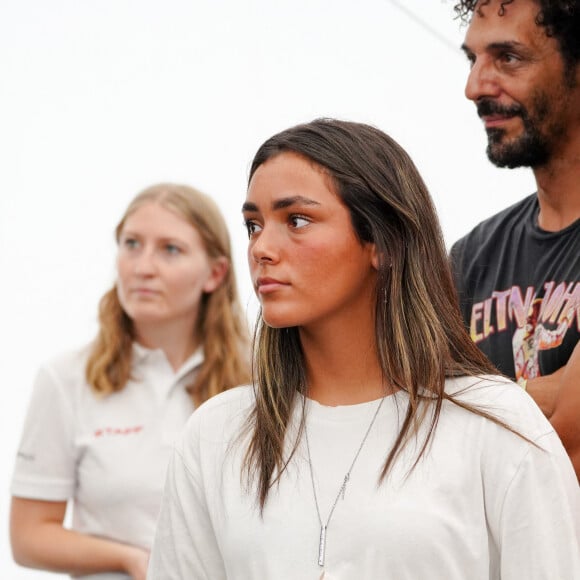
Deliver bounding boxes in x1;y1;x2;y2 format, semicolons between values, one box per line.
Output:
477;99;524;119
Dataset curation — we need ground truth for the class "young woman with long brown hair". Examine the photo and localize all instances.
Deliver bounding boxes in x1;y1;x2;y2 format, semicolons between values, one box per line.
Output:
148;120;580;579
10;183;250;579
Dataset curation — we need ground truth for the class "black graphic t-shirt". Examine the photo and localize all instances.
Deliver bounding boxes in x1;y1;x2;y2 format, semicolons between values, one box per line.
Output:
451;194;580;383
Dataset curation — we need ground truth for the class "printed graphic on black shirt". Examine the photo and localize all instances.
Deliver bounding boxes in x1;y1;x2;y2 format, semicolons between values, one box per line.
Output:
469;281;579;384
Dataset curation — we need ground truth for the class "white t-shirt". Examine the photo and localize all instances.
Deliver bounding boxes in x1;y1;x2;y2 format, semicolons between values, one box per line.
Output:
12;344;199;580
148;376;580;579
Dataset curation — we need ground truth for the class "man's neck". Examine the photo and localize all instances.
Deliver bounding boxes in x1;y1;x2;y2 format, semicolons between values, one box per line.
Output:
534;141;580;231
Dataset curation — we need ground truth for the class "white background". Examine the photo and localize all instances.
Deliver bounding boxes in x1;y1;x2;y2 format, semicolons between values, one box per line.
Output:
0;1;533;577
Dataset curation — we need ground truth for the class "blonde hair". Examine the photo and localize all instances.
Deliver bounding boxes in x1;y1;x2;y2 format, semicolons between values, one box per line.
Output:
86;183;250;405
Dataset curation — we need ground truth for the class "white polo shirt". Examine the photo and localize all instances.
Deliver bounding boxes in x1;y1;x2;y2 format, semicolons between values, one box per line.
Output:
11;343;200;579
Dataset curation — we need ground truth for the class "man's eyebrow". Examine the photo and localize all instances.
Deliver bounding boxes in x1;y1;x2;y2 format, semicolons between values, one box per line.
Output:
241;196;321;213
461;40;527;54
460;43;472;55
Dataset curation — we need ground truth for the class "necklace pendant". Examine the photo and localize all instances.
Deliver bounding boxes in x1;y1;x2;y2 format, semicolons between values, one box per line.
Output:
318;525;327;567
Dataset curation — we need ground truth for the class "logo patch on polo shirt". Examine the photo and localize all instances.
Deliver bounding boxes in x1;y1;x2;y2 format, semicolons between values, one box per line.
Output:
94;425;144;437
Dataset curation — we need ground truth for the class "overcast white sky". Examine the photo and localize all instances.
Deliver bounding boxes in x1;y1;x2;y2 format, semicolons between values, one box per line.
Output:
0;1;534;577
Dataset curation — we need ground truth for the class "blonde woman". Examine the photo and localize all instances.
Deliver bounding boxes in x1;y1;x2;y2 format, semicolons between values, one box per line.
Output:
10;183;250;579
148;121;580;579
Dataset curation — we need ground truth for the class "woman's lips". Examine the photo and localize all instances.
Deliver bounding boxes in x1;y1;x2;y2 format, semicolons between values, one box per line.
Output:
256;277;288;294
131;287;160;297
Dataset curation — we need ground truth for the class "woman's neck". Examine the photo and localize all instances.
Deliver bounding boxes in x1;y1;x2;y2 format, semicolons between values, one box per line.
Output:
134;319;199;371
299;313;388;406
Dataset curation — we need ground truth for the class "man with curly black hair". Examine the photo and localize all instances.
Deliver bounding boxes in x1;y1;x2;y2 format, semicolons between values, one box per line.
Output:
450;0;580;478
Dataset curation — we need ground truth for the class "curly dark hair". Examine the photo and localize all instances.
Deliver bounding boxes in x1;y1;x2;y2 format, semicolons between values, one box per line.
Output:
454;1;579;76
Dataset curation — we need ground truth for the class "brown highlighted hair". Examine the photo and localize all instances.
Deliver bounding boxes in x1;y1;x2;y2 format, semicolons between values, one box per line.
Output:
86;183;250;405
242;119;515;510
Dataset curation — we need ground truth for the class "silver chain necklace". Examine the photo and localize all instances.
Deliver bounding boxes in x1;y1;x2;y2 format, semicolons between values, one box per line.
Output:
304;396;386;569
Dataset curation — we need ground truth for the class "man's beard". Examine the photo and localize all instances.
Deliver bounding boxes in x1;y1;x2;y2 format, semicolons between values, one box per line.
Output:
477;96;555;169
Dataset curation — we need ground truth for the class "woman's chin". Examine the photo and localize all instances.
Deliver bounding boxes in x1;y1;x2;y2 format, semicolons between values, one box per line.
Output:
261;313;300;330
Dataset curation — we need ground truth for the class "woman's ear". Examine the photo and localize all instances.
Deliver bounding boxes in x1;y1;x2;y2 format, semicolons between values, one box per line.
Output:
203;257;229;293
370;244;379;271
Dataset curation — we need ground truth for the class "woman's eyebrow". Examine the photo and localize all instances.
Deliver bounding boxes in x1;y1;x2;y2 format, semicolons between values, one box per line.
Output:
242;195;321;213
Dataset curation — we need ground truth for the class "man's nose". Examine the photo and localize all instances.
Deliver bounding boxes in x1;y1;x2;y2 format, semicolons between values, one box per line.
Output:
465;58;502;102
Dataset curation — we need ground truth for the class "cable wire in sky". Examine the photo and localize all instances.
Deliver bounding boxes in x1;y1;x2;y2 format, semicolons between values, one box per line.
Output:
386;0;462;57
